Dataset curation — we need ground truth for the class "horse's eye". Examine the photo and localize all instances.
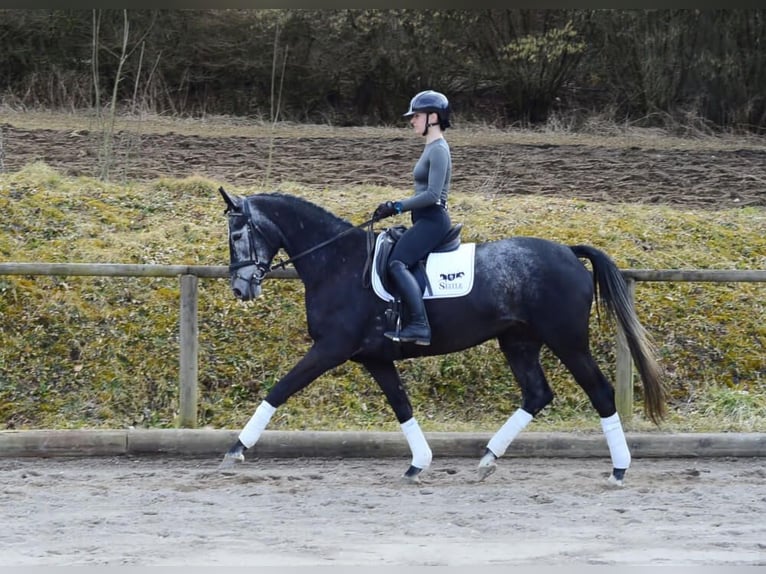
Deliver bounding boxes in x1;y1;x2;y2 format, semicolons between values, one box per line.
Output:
232;232;243;241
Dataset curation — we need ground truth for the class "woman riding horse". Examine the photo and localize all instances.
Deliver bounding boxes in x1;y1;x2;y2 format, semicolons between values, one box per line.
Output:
373;90;453;347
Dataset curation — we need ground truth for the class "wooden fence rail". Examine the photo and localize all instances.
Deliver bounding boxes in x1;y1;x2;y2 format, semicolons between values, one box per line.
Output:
1;262;765;427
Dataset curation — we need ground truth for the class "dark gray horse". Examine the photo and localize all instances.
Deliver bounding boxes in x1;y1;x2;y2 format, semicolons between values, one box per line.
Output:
217;188;666;485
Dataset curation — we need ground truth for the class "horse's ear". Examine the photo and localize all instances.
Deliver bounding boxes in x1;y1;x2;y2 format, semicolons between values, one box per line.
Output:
219;186;241;212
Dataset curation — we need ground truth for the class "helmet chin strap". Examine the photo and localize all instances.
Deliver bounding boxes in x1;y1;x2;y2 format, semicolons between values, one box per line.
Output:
422;113;440;136
423;122;440;136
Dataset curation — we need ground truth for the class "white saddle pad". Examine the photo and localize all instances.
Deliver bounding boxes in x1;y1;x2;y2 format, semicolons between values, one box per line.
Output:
371;232;476;301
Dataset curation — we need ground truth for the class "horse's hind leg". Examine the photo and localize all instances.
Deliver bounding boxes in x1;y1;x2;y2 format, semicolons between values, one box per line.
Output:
555;347;631;486
478;337;554;481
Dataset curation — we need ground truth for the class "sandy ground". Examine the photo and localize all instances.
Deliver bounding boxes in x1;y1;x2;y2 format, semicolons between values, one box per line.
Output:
1;454;764;565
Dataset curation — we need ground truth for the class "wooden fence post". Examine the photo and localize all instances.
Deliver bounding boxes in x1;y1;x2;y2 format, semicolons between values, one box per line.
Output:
615;277;636;422
179;274;199;428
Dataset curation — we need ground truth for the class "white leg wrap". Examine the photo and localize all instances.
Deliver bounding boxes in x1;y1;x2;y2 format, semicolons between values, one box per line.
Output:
238;400;277;448
487;408;533;458
401;418;432;470
601;412;631;469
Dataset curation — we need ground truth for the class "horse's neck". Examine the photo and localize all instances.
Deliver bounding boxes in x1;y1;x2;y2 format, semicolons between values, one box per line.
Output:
267;198;351;257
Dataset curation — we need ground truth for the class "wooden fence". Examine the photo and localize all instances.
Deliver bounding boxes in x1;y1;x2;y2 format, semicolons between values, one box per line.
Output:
1;262;764;427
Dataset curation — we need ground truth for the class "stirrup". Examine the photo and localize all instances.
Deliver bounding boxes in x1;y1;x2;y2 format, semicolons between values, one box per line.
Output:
385;325;430;346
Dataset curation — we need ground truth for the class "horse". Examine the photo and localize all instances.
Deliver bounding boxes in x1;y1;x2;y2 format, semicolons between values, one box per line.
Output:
216;188;667;486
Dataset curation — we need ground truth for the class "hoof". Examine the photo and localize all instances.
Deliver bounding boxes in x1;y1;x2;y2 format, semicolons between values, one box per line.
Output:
607;467;627;487
477;449;498;482
217;452;244;471
217;448;245;471
401;465;424;484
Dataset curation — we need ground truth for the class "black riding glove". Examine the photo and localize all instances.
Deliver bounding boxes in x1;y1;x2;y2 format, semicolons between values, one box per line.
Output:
373;201;400;221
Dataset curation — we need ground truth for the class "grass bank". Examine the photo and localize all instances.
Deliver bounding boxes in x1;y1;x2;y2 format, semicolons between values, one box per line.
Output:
1;162;764;433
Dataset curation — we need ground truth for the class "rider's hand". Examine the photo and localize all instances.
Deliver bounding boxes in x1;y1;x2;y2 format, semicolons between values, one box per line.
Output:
373;201;399;221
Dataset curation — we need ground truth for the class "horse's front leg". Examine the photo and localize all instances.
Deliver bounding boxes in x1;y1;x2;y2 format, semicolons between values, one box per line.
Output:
363;359;431;484
219;344;347;470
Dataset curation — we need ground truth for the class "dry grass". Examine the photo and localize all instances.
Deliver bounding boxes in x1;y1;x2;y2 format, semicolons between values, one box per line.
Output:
1;159;764;432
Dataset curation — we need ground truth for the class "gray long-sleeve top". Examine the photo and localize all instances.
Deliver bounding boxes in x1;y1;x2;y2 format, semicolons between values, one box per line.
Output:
398;138;451;212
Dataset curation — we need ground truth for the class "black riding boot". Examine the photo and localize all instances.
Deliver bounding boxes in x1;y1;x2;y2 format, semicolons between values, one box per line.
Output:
384;260;431;346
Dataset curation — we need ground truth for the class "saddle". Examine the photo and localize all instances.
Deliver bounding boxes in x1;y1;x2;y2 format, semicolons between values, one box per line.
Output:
374;223;463;295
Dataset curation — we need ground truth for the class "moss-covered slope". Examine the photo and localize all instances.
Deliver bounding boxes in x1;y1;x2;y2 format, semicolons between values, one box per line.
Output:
1;164;764;431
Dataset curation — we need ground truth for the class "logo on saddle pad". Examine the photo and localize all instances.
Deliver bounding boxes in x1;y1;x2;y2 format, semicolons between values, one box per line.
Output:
441;271;465;282
371;232;476;301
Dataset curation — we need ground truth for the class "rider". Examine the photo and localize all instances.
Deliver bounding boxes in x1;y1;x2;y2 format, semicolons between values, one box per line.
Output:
373;89;453;346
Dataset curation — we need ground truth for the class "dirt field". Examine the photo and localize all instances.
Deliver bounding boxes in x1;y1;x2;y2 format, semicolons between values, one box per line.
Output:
1;454;764;565
2;122;765;209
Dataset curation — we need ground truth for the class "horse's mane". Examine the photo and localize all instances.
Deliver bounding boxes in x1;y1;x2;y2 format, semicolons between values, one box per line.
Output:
251;192;355;230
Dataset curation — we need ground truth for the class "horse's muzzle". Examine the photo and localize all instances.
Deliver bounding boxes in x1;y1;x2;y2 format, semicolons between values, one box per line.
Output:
231;274;262;301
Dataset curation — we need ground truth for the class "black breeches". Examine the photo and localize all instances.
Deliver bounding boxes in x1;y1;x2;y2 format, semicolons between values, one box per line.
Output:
389;205;451;268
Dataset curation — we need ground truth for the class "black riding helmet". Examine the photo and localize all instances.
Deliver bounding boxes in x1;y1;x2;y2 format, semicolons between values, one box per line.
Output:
403;90;451;132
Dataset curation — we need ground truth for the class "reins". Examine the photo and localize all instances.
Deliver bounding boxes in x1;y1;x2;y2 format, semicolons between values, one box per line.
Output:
269;217;377;275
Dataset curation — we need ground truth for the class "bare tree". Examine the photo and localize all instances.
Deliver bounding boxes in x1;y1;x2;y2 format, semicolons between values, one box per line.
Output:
92;9;156;180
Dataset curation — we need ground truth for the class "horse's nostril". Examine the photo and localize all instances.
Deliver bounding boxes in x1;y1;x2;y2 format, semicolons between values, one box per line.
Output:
233;288;243;299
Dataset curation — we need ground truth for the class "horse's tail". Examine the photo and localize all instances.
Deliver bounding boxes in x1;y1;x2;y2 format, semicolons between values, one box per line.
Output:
570;244;667;425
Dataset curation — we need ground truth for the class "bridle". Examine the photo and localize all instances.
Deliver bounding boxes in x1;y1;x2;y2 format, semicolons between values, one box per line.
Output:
226;197;377;287
226;199;276;286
